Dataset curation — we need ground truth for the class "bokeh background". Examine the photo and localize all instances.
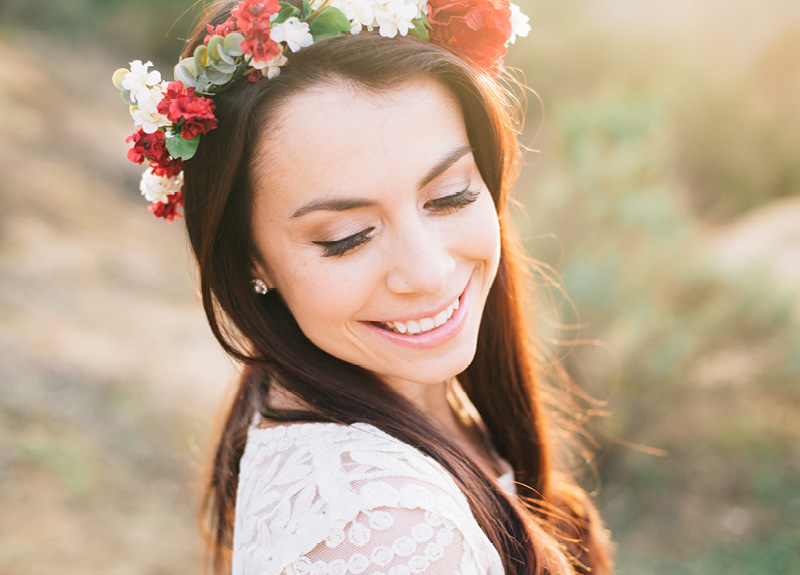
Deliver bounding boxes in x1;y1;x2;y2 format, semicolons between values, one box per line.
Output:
1;0;798;573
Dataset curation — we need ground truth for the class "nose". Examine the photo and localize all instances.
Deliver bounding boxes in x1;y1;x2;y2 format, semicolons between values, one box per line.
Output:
384;218;456;295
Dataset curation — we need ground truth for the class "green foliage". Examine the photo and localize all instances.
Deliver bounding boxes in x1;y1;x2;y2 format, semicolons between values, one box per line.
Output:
409;14;431;41
518;85;800;571
165;132;200;160
308;7;352;41
276;2;302;24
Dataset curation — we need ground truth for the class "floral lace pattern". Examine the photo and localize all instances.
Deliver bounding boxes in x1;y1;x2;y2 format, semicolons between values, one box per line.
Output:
232;422;509;575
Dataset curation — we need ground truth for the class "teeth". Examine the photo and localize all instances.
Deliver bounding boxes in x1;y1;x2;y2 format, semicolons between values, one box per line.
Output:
379;295;461;335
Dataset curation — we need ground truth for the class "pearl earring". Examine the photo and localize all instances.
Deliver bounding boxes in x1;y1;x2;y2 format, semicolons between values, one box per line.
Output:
251;278;269;295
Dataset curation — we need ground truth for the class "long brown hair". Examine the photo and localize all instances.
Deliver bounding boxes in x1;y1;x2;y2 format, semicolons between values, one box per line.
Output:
180;2;613;573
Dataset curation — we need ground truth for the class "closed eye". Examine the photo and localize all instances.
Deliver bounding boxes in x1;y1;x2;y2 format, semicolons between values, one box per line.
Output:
426;187;481;213
313;227;375;257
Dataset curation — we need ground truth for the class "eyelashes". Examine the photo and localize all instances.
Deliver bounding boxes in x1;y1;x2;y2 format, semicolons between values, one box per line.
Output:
313;187;481;258
313;227;376;258
425;187;481;212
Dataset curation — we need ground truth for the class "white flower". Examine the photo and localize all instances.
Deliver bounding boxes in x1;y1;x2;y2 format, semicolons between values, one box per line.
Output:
270;17;314;53
252;51;289;79
335;0;376;33
130;84;170;134
373;0;421;37
139;167;184;204
122;60;162;102
507;3;531;45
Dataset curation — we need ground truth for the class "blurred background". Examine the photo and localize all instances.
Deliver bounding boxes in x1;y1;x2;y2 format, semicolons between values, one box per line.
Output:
1;0;798;573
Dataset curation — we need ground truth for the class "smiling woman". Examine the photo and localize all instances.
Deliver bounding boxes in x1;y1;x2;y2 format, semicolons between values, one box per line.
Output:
113;0;612;573
250;79;501;389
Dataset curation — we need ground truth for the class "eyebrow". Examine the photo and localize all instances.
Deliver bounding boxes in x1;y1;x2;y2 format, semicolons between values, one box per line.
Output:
417;144;473;189
290;144;473;219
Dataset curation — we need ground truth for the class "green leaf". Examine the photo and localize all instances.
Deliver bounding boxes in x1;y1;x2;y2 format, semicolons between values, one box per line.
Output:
208;60;237;74
193;45;209;74
216;48;237;66
112;68;128;89
174;60;209;92
308;7;351;41
207;35;225;60
274;3;301;24
206;68;234;84
166;133;201;160
223;33;245;57
409;14;430;41
120;89;135;106
301;0;312;19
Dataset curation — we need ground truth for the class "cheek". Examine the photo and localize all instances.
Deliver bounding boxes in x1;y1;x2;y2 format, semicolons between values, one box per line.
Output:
275;253;376;335
454;195;502;269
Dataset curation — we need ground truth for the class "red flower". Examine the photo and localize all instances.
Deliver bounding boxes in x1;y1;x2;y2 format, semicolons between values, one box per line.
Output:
126;129;168;164
231;0;281;64
427;0;512;73
151;156;184;179
127;129;184;177
204;17;240;45
240;31;281;63
149;190;184;222
231;0;279;35
157;81;219;140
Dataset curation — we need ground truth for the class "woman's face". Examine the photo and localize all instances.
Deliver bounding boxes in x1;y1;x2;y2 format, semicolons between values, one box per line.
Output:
250;77;501;395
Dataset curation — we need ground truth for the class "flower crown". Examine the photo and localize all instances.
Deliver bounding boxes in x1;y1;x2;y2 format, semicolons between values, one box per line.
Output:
113;0;530;221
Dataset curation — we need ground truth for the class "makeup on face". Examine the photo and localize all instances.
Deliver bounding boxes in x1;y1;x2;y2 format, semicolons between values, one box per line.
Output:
250;78;501;391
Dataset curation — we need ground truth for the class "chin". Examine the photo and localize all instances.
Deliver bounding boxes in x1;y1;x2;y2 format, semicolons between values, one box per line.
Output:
381;340;479;388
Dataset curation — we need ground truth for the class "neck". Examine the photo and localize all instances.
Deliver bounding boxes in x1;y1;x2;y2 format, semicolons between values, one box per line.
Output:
385;377;485;448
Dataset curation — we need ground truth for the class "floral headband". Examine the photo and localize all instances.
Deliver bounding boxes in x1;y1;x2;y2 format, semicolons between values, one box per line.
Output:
113;0;530;221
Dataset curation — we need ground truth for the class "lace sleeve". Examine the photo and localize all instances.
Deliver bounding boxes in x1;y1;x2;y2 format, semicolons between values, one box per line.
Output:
285;506;473;575
232;423;505;575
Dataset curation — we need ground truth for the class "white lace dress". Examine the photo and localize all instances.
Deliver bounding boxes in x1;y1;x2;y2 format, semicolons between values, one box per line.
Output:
232;420;516;575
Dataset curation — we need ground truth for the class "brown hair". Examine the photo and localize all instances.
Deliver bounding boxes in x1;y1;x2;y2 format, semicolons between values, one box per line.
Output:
181;2;613;573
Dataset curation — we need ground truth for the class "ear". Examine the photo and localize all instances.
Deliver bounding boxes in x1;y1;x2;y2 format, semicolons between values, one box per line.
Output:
251;259;277;291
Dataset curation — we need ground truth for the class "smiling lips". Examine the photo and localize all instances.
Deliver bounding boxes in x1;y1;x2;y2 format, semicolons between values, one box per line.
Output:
362;279;471;350
376;295;461;335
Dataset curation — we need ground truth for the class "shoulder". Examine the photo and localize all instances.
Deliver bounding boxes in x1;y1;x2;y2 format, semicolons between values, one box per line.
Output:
232;422;504;575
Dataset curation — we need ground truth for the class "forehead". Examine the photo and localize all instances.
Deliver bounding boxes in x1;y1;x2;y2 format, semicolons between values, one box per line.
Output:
250;77;470;215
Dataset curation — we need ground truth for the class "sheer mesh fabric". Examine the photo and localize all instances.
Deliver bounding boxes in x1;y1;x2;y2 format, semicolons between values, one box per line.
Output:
232;422;509;575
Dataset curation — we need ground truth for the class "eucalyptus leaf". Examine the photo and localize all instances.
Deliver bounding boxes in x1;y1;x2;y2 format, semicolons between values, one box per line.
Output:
174;61;209;92
308;7;350;41
112;68;128;89
206;68;234;84
217;48;236;66
223;33;245;56
209;61;237;74
120;89;135;106
193;45;209;74
166;133;201;161
207;35;225;60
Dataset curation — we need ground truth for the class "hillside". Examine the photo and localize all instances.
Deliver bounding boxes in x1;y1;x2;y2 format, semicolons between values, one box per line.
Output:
2;2;799;572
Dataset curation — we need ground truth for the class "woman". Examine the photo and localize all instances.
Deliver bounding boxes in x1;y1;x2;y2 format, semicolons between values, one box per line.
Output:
114;0;613;573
